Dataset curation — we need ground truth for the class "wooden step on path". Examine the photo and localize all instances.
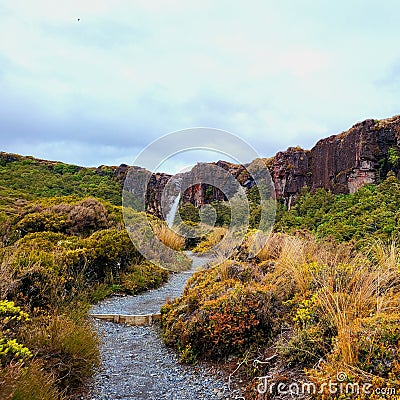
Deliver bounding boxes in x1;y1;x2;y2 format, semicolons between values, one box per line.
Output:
90;313;161;326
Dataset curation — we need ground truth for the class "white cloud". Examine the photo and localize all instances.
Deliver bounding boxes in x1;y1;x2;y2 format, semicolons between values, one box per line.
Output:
1;0;400;170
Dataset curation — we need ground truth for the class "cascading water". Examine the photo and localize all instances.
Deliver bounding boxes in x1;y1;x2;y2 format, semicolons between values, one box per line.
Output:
166;192;181;228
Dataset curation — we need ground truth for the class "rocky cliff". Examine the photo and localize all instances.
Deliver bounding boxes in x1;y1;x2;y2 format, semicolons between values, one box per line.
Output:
271;147;311;208
139;114;400;213
310;116;400;194
269;115;400;205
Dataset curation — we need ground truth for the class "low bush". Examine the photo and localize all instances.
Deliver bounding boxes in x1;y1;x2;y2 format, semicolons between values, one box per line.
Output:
2;228;147;310
161;260;283;362
277;324;332;368
120;263;169;294
13;197;112;240
192;226;227;253
356;313;400;379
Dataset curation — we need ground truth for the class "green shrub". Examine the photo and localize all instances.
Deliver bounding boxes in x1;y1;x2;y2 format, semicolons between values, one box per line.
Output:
16;211;68;235
277;324;331;367
276;174;400;246
120;263;169;294
87;283;114;303
85;228;144;281
178;202;200;223
4;228;145;309
388;146;400;167
356;313;400;379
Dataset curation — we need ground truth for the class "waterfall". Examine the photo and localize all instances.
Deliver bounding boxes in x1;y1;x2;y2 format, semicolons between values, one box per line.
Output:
166;192;181;228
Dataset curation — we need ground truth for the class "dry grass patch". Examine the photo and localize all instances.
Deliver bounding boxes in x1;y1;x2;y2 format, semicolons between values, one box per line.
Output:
0;361;63;400
154;224;185;251
20;314;100;396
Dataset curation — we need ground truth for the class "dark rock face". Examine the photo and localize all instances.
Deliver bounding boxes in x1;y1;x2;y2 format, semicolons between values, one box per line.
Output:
271;147;311;208
181;161;244;207
268;116;400;205
113;164;129;183
310;117;399;194
132;114;400;214
145;173;172;218
310;116;400;194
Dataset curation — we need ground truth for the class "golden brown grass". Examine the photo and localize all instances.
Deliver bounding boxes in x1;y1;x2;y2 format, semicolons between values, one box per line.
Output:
154;223;185;251
20;314;100;396
0;361;63;400
244;231;400;370
312;240;400;366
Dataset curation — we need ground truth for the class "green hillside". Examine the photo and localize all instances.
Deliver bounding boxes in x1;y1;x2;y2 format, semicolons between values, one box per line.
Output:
0;152;122;207
0;152;177;399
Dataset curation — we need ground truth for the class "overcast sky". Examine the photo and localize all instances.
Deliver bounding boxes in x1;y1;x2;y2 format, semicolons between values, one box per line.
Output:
1;0;400;172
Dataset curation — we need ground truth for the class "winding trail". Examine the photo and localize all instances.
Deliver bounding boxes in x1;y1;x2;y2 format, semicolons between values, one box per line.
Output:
88;253;242;400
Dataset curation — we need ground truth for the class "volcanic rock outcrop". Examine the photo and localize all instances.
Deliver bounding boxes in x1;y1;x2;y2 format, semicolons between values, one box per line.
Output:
310;116;400;194
140;114;400;212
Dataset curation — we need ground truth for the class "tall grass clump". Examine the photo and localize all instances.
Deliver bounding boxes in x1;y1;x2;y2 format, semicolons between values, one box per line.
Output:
269;235;400;396
20;314;100;396
154;224;185;251
0;361;63;400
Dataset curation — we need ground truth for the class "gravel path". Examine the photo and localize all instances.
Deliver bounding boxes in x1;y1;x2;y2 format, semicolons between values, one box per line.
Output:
88;253;243;400
90;252;206;316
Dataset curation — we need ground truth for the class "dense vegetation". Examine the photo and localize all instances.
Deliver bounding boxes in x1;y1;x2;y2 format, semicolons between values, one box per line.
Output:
162;173;400;399
0;153;122;205
275;172;400;245
3;150;400;398
0;155;173;399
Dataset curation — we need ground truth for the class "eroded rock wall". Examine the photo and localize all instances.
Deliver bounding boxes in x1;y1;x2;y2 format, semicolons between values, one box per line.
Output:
129;114;400;213
310;116;400;194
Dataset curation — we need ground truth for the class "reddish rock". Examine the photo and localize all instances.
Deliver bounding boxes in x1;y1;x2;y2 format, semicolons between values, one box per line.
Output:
310;116;400;194
100;113;400;214
271;147;310;208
